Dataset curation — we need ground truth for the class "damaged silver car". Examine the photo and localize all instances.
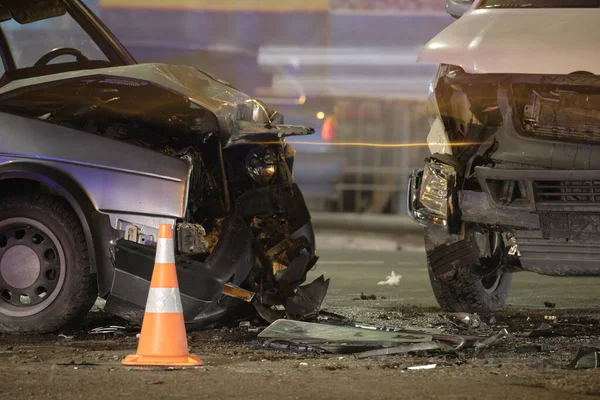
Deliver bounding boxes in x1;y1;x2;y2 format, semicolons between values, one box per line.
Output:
409;0;600;312
0;0;327;334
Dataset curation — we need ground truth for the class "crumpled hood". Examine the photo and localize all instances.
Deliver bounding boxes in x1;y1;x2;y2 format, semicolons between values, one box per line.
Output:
0;63;314;144
418;8;600;75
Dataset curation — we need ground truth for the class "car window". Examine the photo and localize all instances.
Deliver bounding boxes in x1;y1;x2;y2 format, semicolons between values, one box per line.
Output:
0;9;108;69
479;0;600;8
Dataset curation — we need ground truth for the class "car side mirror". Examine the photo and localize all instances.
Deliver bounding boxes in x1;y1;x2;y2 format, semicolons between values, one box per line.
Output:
446;0;475;19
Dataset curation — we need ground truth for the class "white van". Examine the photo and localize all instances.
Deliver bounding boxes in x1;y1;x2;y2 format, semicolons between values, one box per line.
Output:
409;0;600;312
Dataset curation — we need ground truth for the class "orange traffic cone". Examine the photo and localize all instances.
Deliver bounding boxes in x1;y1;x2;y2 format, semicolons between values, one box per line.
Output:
122;224;202;367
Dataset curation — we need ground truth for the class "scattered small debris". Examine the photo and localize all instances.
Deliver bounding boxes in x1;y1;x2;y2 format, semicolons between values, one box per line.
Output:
323;364;349;371
57;362;99;369
359;293;377;300
299;362;308;367
569;344;600;369
57;334;74;340
407;364;437;370
544;302;556;309
378;314;391;320
377;271;402;286
147;381;165;385
516;344;550;354
450;312;481;328
89;326;126;335
473;328;509;357
239;321;251;328
544;315;557;322
354;342;441;359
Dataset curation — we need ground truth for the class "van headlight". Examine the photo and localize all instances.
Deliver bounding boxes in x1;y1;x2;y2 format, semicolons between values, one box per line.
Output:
246;148;278;185
420;162;456;219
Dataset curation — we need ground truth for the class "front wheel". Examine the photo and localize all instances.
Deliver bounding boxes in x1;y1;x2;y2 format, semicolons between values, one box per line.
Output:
0;194;97;334
426;236;512;313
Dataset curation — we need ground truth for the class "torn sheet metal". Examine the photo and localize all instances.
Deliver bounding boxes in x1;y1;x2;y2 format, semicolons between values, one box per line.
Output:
258;319;433;344
473;328;509;357
569;344;600;369
354;342;442;359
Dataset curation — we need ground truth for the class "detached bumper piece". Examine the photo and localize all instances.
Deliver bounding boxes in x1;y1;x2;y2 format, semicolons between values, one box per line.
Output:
104;215;254;324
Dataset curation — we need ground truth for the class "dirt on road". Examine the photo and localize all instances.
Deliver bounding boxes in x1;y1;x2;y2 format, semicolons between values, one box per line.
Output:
1;306;600;400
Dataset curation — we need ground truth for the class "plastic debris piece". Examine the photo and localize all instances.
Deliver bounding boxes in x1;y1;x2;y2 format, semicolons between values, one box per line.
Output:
239;321;251;328
377;271;402;286
544;302;556;309
544;315;557;321
354;342;441;359
569;344;600;369
451;312;481;328
407;364;437;370
258;319;433;344
473;328;509;357
528;323;554;338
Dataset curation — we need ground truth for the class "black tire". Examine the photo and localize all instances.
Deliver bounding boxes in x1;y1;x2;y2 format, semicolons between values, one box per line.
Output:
426;238;512;313
0;193;97;334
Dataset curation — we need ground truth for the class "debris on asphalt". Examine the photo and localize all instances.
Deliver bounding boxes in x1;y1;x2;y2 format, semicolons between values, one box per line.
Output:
569;344;600;369
544;302;556;309
407;364;437;370
516;344;550;354
473;328;509;357
258;319;434;344
377;271;402;286
357;293;377;300
57;334;74;340
354;342;441;359
528;323;554;338
544;315;557;322
89;326;126;335
450;312;481;328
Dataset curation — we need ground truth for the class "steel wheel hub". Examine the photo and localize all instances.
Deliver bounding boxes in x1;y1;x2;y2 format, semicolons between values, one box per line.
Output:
1;245;41;289
0;219;65;317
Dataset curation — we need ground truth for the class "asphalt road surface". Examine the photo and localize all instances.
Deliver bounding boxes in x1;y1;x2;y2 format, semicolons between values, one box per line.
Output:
2;247;600;399
309;248;600;311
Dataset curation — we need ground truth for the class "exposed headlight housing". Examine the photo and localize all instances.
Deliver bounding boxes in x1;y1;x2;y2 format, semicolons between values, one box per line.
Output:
246;148;278;185
419;162;456;221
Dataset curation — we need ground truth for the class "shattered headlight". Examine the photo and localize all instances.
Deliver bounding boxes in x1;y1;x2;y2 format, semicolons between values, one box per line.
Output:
419;162;456;220
246;147;278;185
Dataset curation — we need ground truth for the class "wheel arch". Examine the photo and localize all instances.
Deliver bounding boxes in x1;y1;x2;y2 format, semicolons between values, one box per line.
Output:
0;162;102;277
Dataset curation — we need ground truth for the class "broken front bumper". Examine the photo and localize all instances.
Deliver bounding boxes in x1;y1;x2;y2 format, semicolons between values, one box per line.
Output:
103;183;318;325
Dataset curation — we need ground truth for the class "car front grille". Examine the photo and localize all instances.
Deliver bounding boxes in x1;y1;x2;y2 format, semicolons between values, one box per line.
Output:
535;180;600;203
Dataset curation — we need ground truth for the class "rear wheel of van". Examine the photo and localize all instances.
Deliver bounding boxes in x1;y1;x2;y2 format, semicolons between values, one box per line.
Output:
426;233;512;313
0;194;97;334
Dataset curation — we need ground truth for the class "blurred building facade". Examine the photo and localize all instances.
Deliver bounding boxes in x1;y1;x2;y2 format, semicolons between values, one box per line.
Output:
96;0;453;215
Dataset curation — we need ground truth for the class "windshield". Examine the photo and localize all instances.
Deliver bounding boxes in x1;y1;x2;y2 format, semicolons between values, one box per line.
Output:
479;0;600;8
1;12;107;68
